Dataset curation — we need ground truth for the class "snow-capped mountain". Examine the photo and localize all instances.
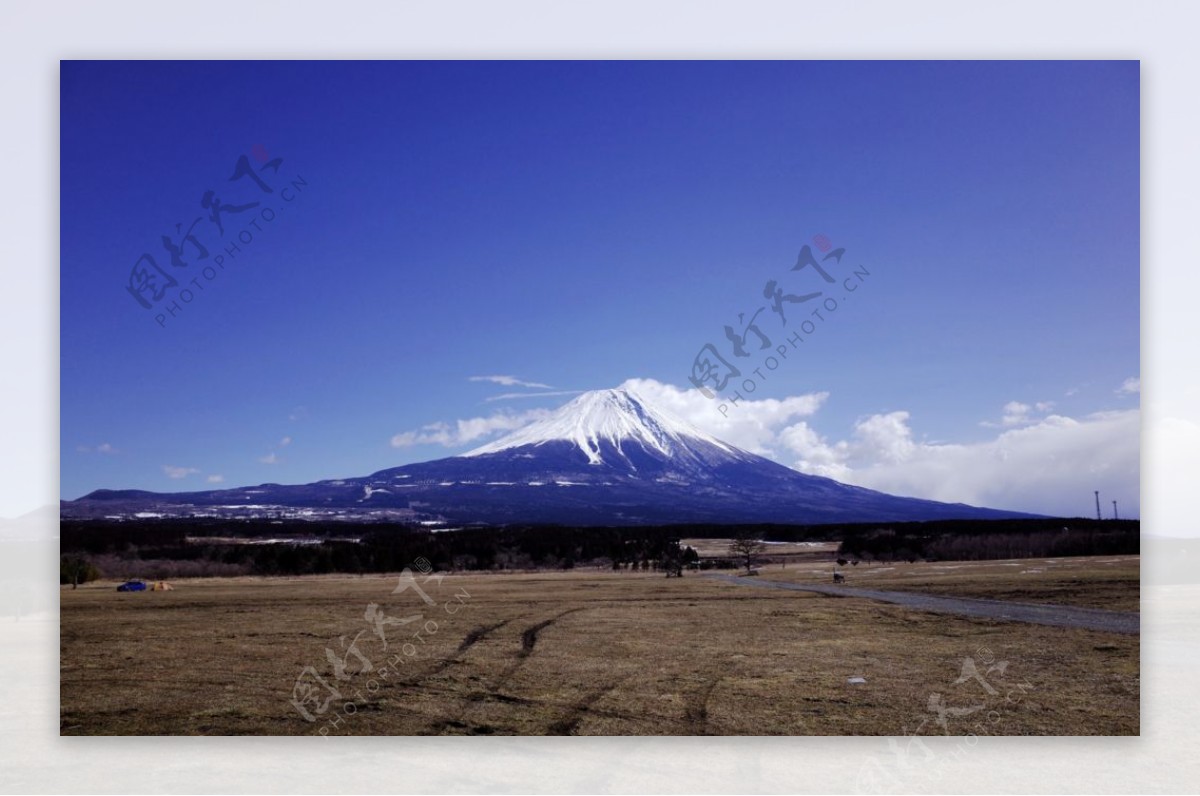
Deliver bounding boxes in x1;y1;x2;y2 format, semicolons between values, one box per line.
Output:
62;388;1034;526
466;388;751;471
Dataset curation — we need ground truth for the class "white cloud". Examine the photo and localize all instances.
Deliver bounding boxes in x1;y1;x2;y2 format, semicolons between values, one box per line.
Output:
469;375;552;389
485;390;583;402
257;437;291;463
620;378;827;455
852;411;919;463
785;409;1140;518
163;465;199;480
391;408;552;449
288;406;308;422
980;399;1056;428
77;442;117;454
778;421;851;479
207;474;225;484
1117;377;1140;395
1001;401;1032;426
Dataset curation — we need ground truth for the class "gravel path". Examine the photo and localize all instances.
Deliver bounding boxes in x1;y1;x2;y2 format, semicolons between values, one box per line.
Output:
708;574;1140;635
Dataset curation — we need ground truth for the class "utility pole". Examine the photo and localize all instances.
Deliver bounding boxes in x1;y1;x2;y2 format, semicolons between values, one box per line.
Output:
1113;500;1119;521
1095;490;1102;521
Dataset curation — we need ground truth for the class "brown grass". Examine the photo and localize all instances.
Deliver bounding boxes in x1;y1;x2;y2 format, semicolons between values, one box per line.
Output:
754;554;1141;611
60;560;1139;736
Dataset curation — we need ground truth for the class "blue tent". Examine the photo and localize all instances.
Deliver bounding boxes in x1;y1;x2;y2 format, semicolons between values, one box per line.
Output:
117;581;147;592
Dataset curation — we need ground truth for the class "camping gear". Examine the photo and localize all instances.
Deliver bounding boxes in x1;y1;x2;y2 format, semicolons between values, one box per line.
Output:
151;581;174;591
116;581;147;592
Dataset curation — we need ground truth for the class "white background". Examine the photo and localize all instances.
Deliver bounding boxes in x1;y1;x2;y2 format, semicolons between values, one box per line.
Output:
2;0;1197;792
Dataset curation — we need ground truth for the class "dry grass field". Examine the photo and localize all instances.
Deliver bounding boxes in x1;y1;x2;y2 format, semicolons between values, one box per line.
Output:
60;558;1139;736
743;553;1140;612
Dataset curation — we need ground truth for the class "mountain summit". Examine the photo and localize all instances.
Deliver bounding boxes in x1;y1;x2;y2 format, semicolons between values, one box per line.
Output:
64;387;1034;525
466;388;744;470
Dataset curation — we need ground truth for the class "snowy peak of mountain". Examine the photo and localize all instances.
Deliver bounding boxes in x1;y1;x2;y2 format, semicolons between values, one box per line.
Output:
464;387;738;466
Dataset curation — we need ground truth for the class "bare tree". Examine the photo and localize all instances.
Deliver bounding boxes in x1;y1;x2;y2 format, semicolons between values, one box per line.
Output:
60;556;99;589
659;538;685;578
728;534;766;574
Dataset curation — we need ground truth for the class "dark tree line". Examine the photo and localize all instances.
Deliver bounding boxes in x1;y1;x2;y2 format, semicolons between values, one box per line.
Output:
836;521;1139;562
59;516;1139;578
60;520;707;577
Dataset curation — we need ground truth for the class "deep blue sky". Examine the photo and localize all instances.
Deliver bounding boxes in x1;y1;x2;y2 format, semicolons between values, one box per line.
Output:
61;61;1139;500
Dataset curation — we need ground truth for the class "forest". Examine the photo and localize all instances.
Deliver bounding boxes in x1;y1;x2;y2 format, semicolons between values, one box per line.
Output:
59;516;1140;581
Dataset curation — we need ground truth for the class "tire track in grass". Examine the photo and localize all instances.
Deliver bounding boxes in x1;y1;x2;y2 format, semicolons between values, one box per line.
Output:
684;675;723;734
546;677;628;735
428;609;585;734
456;620;510;654
398;619;513;688
402;619;518;734
502;607;586;678
409;679;693;733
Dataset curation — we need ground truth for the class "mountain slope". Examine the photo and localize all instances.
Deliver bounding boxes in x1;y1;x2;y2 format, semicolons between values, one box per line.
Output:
63;388;1035;525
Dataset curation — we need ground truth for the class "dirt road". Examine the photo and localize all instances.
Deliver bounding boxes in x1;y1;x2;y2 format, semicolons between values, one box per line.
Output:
709;574;1140;634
